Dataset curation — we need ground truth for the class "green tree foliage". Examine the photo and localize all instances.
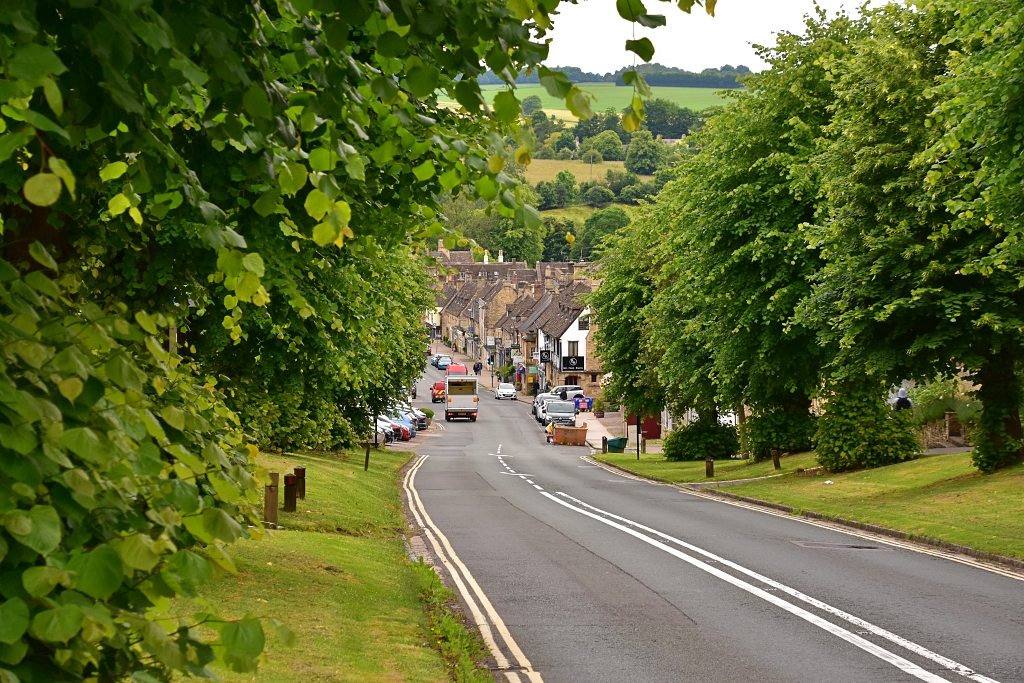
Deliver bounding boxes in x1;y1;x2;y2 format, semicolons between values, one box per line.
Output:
605;169;640;195
663;420;740;461
581;207;631;255
814;380;920;472
583;186;614;207
611;63;750;88
521;95;544;116
581;130;627;161
639;99;697;138
624;130;667;174
490;218;545;266
745;411;817;461
542;217;579;262
554;130;577;153
574;108;629;145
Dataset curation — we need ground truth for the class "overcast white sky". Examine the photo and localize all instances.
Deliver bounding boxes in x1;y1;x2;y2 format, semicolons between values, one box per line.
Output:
545;0;886;74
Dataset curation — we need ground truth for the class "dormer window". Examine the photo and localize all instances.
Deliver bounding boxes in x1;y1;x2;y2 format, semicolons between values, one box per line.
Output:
578;316;590;330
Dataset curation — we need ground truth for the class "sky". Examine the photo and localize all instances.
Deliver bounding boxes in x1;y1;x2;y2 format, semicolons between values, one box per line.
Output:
544;0;884;74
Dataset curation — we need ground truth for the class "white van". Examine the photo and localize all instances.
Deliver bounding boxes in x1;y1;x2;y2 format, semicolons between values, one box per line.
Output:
445;377;479;422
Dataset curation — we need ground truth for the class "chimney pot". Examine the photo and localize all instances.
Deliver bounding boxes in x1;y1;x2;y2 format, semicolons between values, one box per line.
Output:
498;250;504;263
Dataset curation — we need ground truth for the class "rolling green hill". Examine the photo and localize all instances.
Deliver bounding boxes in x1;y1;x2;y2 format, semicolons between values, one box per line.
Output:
438;83;732;115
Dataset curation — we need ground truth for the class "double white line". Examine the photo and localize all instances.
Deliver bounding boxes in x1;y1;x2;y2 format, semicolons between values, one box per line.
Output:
404;454;543;683
544;491;1000;683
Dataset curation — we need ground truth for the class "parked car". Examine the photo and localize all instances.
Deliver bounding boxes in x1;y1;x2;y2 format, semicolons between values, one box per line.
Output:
397;403;428;430
542;400;577;427
374;419;395;444
446;363;468;376
379;415;409;441
549;384;586;400
533;393;558;421
389;412;417;439
431;380;446;403
495;383;517;400
436;356;453;370
431;354;445;367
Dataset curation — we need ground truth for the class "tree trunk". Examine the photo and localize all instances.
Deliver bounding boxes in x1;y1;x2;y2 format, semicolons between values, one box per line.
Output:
737;405;748;459
974;345;1024;472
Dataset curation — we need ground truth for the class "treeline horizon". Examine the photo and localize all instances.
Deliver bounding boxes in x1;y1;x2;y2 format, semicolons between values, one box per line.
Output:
478;63;751;88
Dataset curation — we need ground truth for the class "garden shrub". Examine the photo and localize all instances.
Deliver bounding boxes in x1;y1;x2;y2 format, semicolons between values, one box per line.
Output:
664;419;739;461
814;381;920;472
745;410;817;462
907;376;981;428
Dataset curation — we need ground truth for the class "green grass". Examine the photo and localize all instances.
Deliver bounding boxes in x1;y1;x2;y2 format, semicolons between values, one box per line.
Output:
596;450;819;484
523;158;653;185
180;449;460;683
438;83;731;115
729;453;1024;560
601;449;1024;561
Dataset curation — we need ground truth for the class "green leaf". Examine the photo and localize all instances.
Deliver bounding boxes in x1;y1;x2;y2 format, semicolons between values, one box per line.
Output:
0;599;29;645
235;272;261;301
269;618;297;647
439;169;461;191
47;158;75;200
202;508;242;543
9;505;61;556
220;616;265;659
616;0;647;20
538;67;572;98
0;129;34;164
22;566;64;597
635;13;666;28
42;78;63;117
61;428;114;465
566;87;594;120
625;37;655;63
117;534;160;571
405;66;439;98
370;76;401;104
312;221;339;247
23;173;62;207
622;70;652;98
105;353;145;392
412;160;435;181
493;90;520;124
304;189;332;220
376;31;408;58
243;85;273;120
160;405;186;431
108;193;131;215
252;188;281;217
30;605;82;643
28;241;58;271
241;253;265;277
68;545;124;599
475;175;498;200
8;44;67;81
307;147;335;172
278;162;308;196
99;161;128;181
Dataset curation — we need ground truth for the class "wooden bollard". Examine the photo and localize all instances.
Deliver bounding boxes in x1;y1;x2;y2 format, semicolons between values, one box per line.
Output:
772;450;781;470
283;473;297;512
602;436;608;454
294;466;306;499
365;442;370;471
706;456;714;478
264;472;279;526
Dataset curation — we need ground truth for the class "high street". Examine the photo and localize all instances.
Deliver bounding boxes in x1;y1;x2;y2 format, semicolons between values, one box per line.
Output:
406;365;1023;683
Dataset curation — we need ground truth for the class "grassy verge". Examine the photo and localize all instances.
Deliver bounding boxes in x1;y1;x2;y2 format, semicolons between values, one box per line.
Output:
180;448;493;682
728;453;1024;560
599;449;1024;561
595;450;819;483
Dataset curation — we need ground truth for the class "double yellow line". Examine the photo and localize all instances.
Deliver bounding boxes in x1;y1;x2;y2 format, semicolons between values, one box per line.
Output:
404;454;544;683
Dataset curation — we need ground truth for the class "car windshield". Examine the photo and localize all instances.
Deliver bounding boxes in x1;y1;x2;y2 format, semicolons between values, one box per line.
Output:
499;384;514;391
547;401;575;414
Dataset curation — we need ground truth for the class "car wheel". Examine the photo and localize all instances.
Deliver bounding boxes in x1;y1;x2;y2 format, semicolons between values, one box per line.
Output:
470;416;476;422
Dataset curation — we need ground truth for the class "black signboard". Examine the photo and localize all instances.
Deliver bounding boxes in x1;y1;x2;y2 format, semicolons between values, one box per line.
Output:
561;356;585;371
539;350;551;364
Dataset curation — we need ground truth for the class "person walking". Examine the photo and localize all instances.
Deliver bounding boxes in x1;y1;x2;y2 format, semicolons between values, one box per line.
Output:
559;388;568;401
894;387;913;411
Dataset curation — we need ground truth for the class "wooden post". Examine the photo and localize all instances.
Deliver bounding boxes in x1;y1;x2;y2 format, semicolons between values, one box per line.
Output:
294;466;306;499
283;474;297;512
602;436;608;454
264;472;279;526
641;437;647;455
706;456;714;478
772;450;781;470
364;441;370;471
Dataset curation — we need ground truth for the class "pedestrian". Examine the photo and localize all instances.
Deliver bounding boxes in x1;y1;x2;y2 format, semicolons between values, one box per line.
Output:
894;387;912;411
559;388;568;401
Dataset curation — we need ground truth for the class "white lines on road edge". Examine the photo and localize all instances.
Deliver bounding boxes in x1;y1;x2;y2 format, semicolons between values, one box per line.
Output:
554;492;999;683
580;456;1024;583
404;455;543;683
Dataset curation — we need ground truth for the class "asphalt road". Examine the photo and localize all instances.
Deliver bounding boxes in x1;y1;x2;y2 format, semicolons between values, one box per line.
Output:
407;366;1024;683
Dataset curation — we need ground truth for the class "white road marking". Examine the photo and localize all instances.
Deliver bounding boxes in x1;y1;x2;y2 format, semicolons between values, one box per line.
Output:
544;490;999;683
581;455;1024;582
497;444;502;454
405;455;543;681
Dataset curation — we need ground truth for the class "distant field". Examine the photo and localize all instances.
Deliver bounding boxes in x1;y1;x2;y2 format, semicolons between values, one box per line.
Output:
437;83;733;116
541;204;640;225
524;158;653;185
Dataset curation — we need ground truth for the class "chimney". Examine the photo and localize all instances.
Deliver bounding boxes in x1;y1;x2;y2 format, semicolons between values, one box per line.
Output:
438;244;450;257
512;271;518;286
484;251;489;264
534;284;544;300
568;263;575;276
498;250;504;263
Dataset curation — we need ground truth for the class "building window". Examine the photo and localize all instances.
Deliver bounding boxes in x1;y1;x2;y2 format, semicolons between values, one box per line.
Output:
578;316;590;330
591;373;598;383
567;341;579;356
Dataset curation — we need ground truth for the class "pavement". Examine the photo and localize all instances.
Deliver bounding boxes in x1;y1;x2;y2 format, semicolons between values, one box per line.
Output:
406;364;1024;683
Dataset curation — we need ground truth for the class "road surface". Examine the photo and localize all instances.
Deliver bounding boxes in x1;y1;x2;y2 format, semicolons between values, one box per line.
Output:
406;366;1024;683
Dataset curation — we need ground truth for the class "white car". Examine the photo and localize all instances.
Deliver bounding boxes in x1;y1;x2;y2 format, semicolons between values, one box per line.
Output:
534;395;558;422
548;384;585;400
495;383;517;400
